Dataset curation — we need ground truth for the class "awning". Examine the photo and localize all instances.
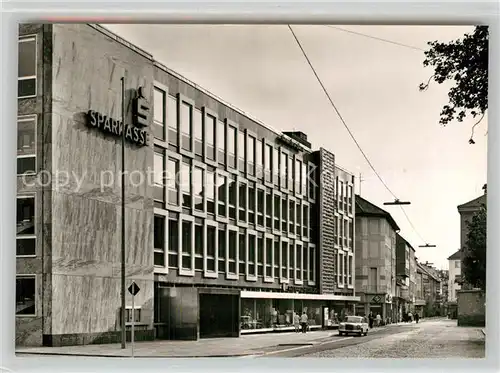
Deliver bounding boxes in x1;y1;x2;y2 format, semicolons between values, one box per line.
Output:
240;290;361;302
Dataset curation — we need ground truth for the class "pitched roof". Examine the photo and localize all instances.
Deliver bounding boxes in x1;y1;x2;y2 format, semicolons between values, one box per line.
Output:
457;194;486;210
396;233;415;251
355;195;400;232
447;249;462;260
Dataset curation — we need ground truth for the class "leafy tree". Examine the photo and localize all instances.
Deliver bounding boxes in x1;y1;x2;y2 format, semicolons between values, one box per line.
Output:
420;26;488;143
461;205;487;291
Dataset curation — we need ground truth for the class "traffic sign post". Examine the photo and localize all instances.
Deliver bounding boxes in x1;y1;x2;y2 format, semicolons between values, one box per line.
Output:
128;282;141;358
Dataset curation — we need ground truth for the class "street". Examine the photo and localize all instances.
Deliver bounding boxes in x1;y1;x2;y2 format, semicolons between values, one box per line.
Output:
262;318;485;358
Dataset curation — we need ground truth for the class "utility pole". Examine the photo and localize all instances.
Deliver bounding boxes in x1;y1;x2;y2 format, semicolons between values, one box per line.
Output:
120;77;126;349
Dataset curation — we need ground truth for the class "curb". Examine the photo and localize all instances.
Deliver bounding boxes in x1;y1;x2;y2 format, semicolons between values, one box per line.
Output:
16;352;254;358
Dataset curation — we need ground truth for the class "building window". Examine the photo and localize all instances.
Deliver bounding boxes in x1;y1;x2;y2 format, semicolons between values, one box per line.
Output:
348;255;353;286
16;196;35;256
274;238;280;277
247;183;255;225
168;213;179;268
344;254;348;285
338;252;344;286
167;95;178;147
309;206;314;240
180;160;191;209
217;120;226;165
301;163;307;197
227;125;237;169
238;182;247;222
265;237;273;277
125;307;141;324
153;87;166;141
206;169;216;215
239;232;246;275
256;139;263;179
17;116;36;175
194;108;203;156
193;167;204;212
257;236;264;276
303;244;308;282
281;152;288;189
339;181;344;211
344;219;348;247
281;198;288;233
206;224;217;272
167;158;179;206
217;174;227;217
180;101;193;152
455;261;460;268
194;220;204;271
303;205;309;239
348;185;353;213
228;230;237;274
238;131;246;172
154;215;165;267
274;194;280;230
228;175;237;220
265;189;273;229
309;245;316;283
257;189;265;227
248;233;257;276
16;276;36;316
289;200;295;234
295;159;302;194
181;219;194;271
218;226;226;273
288;156;294;192
308;163;316;200
281;240;289;279
154;152;165;203
264;144;272;183
348;221;353;248
205;113;216;161
296;242;302;281
18;36;37;98
247;136;256;176
273;148;280;186
289;242;295;279
296;202;302;238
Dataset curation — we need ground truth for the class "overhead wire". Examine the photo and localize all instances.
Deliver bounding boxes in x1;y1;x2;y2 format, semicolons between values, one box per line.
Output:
287;24;430;245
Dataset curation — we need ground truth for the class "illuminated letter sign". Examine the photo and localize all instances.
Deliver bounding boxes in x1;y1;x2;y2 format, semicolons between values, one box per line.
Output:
86;86;150;147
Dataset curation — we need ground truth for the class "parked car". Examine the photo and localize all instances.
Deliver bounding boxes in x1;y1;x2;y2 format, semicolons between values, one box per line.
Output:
338;316;369;336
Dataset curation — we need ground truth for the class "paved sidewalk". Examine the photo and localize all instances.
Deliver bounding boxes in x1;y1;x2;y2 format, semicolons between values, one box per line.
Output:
16;324;398;358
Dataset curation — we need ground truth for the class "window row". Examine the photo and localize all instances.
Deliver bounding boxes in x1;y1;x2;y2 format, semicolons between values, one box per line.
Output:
16;196;36;256
18;36;37;98
153;87;317;200
153;213;317;285
336;177;354;215
335;250;354;288
153;153;312;239
333;215;354;250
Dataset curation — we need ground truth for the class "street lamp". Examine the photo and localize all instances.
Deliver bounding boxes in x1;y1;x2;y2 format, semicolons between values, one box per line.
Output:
418;244;437;248
383;199;411;206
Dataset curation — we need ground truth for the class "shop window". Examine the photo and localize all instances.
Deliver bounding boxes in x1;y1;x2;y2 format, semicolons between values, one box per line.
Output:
16;196;35;256
16;276;36;316
17;116;36;175
153;215;165;267
18;36;37;98
167;95;178;147
167;158;179;206
168;213;179;268
194;108;203;156
153;87;166;141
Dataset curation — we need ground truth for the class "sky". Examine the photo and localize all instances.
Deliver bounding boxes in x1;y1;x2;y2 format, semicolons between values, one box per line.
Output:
103;24;488;270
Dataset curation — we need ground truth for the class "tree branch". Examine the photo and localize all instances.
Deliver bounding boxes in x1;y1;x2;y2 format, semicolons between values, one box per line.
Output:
468;113;485;144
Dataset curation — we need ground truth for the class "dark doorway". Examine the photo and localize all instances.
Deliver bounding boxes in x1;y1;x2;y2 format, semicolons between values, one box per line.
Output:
199;293;239;338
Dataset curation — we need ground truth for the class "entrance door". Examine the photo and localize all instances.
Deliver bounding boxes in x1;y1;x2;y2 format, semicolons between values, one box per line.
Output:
199;294;239;338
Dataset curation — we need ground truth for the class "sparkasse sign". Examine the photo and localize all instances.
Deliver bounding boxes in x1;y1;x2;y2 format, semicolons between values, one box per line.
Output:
86;86;150;147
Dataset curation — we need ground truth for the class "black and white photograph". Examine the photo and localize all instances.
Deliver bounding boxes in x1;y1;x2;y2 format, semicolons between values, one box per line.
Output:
14;23;487;359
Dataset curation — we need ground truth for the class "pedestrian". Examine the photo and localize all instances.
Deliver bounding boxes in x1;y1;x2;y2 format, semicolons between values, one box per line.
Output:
293;312;300;333
408;311;413;323
415;313;419;323
300;311;308;333
368;312;374;329
376;313;381;327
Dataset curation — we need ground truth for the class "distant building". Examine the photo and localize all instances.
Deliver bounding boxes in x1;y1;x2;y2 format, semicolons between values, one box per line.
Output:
395;234;414;320
417;262;442;317
447;250;462;302
354;195;398;322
